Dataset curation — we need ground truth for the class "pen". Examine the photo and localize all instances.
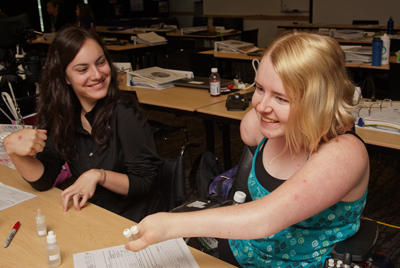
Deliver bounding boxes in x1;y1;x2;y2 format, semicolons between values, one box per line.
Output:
3;221;20;248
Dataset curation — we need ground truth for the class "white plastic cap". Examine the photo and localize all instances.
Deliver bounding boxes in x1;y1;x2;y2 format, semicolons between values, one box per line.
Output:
36;209;45;224
211;68;218;73
233;191;246;204
123;228;132;238
47;231;57;243
130;225;139;235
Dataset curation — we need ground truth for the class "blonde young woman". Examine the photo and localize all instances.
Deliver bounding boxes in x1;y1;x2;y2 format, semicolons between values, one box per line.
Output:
124;32;369;267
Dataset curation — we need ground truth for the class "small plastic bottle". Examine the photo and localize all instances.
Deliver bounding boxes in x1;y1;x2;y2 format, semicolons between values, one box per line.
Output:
233;191;246;205
123;228;134;241
130;225;142;241
36;209;47;237
209;68;221;97
46;231;61;267
372;37;383;66
381;33;391;65
90;22;96;34
387;16;394;35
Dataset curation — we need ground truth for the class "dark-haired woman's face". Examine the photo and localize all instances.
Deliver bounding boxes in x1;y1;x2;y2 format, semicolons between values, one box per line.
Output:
47;2;57;15
65;39;111;112
75;6;80;17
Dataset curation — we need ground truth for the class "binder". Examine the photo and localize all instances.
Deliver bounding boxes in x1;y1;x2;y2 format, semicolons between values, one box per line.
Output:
357;100;400;132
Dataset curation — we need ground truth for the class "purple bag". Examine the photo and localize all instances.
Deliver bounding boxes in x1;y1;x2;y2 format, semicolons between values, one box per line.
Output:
208;165;238;198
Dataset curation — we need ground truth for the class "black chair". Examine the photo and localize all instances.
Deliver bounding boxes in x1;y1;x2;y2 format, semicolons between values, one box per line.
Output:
241;29;259;47
213;17;243;32
388;62;400;101
157;142;200;211
212;17;224;27
193;16;208;27
187;52;217;77
352;20;379;25
124;91;190;153
330;218;379;263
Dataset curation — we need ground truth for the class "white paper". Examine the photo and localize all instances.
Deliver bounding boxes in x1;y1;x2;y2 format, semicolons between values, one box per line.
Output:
73;238;200;268
0;183;36;211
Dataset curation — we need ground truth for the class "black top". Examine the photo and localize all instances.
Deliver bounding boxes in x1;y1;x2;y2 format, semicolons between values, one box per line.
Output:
255;131;365;193
30;101;165;222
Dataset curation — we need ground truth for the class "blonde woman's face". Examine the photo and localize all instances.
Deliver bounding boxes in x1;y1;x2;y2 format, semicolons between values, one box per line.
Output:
252;56;291;140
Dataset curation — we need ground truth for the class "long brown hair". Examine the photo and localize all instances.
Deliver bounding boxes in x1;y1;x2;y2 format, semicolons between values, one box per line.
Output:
36;26;138;161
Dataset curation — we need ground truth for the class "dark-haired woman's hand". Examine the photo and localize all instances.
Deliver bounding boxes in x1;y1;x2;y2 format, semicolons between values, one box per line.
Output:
60;168;102;212
3;129;47;156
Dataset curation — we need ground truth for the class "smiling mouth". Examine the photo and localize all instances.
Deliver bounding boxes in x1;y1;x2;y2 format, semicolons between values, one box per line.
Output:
90;80;105;89
262;116;278;123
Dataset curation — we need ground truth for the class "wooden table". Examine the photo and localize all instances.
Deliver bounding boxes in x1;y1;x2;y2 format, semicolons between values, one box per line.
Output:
0;164;235;267
198;98;400;151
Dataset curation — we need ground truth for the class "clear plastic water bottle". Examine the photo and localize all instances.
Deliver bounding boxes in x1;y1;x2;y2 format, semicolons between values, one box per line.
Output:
209;68;221;97
387;16;394;35
372;37;383;66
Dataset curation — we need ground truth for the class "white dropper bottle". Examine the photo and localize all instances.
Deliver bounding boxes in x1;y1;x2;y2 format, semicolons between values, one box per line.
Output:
36;209;47;237
233;191;246;205
130;225;142;241
46;231;61;267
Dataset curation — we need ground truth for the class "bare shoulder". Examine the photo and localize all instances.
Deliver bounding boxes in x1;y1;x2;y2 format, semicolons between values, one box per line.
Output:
240;108;264;146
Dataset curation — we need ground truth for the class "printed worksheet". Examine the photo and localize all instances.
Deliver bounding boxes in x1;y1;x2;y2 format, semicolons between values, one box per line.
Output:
73;238;200;268
0;183;36;211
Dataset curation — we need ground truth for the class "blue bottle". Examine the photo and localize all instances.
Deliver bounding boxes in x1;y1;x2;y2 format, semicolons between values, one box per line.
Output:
387;16;394;35
372;37;383;66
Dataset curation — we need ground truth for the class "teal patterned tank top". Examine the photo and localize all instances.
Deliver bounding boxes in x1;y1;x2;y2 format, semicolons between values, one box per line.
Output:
229;138;367;268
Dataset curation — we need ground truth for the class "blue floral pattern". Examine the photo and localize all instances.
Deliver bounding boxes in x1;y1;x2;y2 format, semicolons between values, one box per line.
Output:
229;138;367;268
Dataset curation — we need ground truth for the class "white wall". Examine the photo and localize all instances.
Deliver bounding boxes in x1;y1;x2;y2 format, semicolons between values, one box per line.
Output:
203;0;309;48
169;0;309;48
313;0;400;25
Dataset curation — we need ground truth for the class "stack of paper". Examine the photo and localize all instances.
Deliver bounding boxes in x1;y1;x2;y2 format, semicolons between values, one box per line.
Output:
127;67;188;90
341;46;372;63
181;26;208;35
136;32;167;46
331;29;365;40
214;40;259;53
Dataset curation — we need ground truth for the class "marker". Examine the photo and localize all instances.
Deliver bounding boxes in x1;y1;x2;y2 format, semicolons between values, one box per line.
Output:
3;221;20;248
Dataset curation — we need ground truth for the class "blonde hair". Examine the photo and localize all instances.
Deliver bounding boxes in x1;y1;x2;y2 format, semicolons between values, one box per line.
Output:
263;31;355;154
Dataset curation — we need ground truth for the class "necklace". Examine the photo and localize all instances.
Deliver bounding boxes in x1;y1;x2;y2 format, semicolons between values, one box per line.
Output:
268;152;297;165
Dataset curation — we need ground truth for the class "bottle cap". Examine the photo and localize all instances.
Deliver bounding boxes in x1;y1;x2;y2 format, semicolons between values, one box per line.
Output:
123;228;132;238
130;225;139;235
36;209;45;224
233;191;246;203
211;67;218;73
47;231;57;243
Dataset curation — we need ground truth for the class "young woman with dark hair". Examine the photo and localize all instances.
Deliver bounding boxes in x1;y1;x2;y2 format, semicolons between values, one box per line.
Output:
4;26;165;222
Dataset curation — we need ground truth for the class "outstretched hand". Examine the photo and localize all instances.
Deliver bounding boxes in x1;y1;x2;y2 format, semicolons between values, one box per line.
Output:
125;212;172;252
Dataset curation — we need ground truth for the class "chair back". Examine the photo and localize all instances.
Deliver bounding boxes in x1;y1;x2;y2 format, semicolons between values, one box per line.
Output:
212;17;243;31
156;142;200;211
331;218;379;262
241;29;259;47
352;20;379;25
193;16;208;27
187;52;217;77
